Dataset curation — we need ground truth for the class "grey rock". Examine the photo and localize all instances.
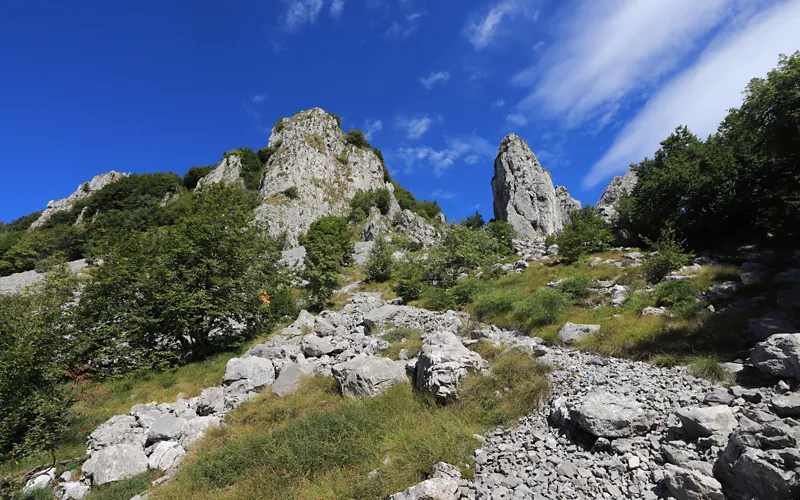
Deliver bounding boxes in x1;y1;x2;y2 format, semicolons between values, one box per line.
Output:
222;357;276;390
279;246;306;270
195;387;224;416
147;440;185;471
769;393;800;418
353;241;374;266
82;444;149;487
301;335;336;357
60;481;91;500
676;406;737;438
663;464;723;500
30;171;127;230
750;334;800;381
415;331;485;400
749;312;796;341
777;289;800;309
147;414;186;443
396;209;440;246
773;269;800;285
568;391;649;438
596;169;638;224
703;388;734;405
197;154;242;189
87;415;147;452
272;362;317;397
179;416;221;448
642;306;668;316
741;271;767;286
22;467;55;493
557;323;600;345
332;354;408;398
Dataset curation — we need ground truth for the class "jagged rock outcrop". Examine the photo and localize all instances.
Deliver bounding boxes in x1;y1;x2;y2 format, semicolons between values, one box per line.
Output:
491;134;579;239
196;154;242;189
29;171;127;230
254;108;387;246
596;168;637;224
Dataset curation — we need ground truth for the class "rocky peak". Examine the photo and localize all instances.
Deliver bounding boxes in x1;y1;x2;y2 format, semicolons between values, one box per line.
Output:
596;168;637;224
197;154;243;189
254;108;388;246
491;134;578;239
29;171;127;230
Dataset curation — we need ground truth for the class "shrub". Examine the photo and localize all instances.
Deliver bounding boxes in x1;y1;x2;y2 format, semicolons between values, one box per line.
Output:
485;220;516;255
392;182;442;222
273;118;286;133
301;216;352;310
424;225;502;288
473;289;518;320
461;211;484;229
419;287;457;311
281;187;299;199
557;276;596;300
688;356;733;384
345;129;370;148
364;237;393;282
642;225;686;283
392;259;426;303
653;280;697;307
512;288;573;329
257;146;277;165
555;205;613;263
183;166;212;190
349;189;391;222
226;148;263;191
449;277;489;305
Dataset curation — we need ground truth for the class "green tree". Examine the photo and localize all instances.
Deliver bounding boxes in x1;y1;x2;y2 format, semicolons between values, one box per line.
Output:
257;146;277;165
554;206;612;262
300;216;352;310
183;166;213;190
641;225;686;283
364;237;393;282
485;220;516;256
461;211;484;229
348;189;391;222
345;129;370;148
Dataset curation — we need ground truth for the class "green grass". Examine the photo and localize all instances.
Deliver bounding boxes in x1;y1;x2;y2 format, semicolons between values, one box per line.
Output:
380;328;424;360
151;351;549;500
688;355;735;385
86;472;156;500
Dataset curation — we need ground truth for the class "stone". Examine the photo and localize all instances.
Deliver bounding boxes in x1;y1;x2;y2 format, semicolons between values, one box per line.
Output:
491;133;578;239
749;312;797;341
148;440;186;471
254;108;387;246
703;388;734;405
353;241;374;265
361;209;391;242
363;304;403;334
82;444;149;487
415;331;486;400
195;386;224;416
60;481;91;500
272;362;317;397
568;391;649;438
147;414;186;443
22;467;55;493
741;271;767;286
197;153;242;189
557;323;600;345
642;306;668;316
332;354;408;398
388;476;459;499
222;357;276;390
750;334;800;381
676;406;737;438
769;393;800;418
706;281;741;300
777;289;800;309
87;415;147;452
301;335;336;357
395;209;439;246
596;169;638;224
180;416;221;447
279;246;306;270
663;464;723;500
313;317;336;337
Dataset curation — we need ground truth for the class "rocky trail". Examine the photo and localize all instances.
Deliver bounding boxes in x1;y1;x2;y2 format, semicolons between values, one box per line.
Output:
24;275;800;500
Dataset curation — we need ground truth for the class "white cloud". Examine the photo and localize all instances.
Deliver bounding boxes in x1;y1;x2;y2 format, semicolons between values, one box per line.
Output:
491;99;505;109
364;118;383;140
330;0;344;19
397;116;432;139
514;0;734;126
464;0;538;49
386;11;423;39
396;135;494;175
506;113;528;127
431;189;456;200
464;155;480;165
283;0;325;30
584;0;800;189
419;71;450;89
252;95;266;103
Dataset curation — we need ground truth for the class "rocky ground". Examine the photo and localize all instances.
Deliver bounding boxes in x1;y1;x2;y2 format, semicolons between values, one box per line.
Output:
20;262;800;500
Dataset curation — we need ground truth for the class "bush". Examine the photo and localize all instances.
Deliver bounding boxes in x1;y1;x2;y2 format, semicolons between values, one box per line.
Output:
449;277;489;305
419;287;456;311
226;148;263;191
349;189;391;222
642;226;686;283
392;182;442;222
301;216;352;310
183;166;212;190
512;288;573;329
461;211;484;229
257;146;277;165
485;220;516;255
364;238;393;282
281;187;299;199
555;205;613;263
424;225;502;288
392;258;426;303
557;276;596;300
474;289;518;320
653;280;697;307
345;129;370;148
273;118;286;133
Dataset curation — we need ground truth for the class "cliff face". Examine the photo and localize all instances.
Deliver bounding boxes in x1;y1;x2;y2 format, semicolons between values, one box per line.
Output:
596;169;638;224
197;154;242;189
254;108;388;246
491;134;579;239
29;171;127;230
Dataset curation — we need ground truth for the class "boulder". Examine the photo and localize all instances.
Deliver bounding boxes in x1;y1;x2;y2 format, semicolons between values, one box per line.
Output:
82;444;149;487
313;317;336;337
491;133;577;239
663;464;724;500
642;306;668;316
750;334;800;381
769;393;800;418
148;440;186;471
676;406;737;438
180;416;221;447
147;414;186;443
596;169;638;224
557;323;600;345
22;467;55;493
568;391;650;438
363;305;403;334
396;210;439;246
332;354;408;398
301;335;336;357
389;462;461;500
272;362;317;397
195;386;224;416
748;312;796;341
415;331;486;401
87;415;147;452
222;357;276;390
60;481;91;500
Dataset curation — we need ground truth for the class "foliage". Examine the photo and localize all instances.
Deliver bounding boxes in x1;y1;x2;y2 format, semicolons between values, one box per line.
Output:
348;189;391;222
557;275;596;300
450;277;489;305
225;148;263;191
2;212;42;232
85;472;155;500
344;129;370;149
364;237;393;283
257;146;277;165
392;258;426;303
391;182;442;222
183;166;212;190
653;280;697;308
484;220;516;256
688;356;734;384
77;184;291;371
555;205;612;263
300;216;352;310
511;288;573;329
328;112;342;128
419;287;457;311
641;226;686;283
272;118;285;134
461;211;484;230
423;225;503;288
0;267;80;460
281;186;299;199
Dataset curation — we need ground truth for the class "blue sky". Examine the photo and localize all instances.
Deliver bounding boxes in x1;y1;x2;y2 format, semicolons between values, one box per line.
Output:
2;0;800;224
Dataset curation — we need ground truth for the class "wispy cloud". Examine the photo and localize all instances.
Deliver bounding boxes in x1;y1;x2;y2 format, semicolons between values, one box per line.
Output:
252;95;266;103
431;189;456;200
282;0;325;31
491;99;505;109
419;71;450;89
364;118;383;140
395;135;494;175
386;11;423;39
506;113;528;127
330;0;344;19
397;116;433;140
464;0;538;49
584;0;800;188
513;0;735;127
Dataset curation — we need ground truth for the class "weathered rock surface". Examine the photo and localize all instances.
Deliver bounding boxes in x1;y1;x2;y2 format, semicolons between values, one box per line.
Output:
491;134;577;239
254;108;387;246
30;171;127;230
389;462;461;500
332;354;408;398
750;333;800;380
676;406;737;438
223;357;276;391
0;259;89;295
596;169;638;224
558;323;600;345
415;331;485;400
663;464;724;500
272;362;317;397
148;440;185;471
196;153;242;189
82;444;149;486
568;391;649;438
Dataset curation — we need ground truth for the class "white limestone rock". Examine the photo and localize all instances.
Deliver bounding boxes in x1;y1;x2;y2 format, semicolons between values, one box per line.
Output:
332;354;409;398
196;153;243;189
30;171;127;230
596;169;638;224
415;331;486;401
82;444;149;487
